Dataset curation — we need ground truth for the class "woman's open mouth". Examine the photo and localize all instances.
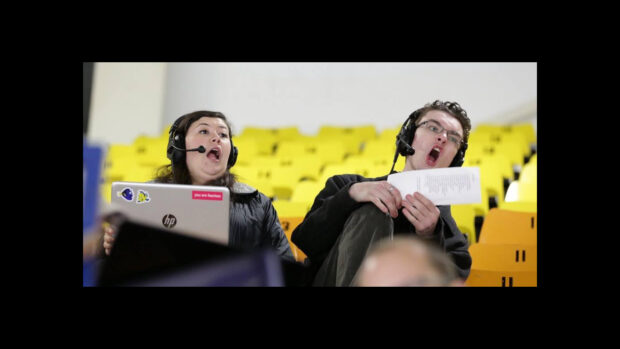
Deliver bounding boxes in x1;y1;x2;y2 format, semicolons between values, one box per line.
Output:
207;148;221;162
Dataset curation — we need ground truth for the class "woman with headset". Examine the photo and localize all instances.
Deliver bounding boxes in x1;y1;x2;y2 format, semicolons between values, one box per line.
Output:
102;110;295;263
291;100;473;286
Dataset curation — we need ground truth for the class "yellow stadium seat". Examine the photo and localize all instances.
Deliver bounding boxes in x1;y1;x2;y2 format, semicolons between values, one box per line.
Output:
320;163;359;184
276;214;307;263
378;127;400;141
469;243;536;272
272;200;309;218
517;162;537;202
511;123;536;145
239;126;275;138
463;142;494;161
290;181;324;208
361;139;396;159
231;137;260;166
318;125;347;138
314;140;348;166
240;177;274;198
466;270;537;287
124;165;157;182
269;166;305;200
474;124;506;138
232;165;267;184
272;199;312;263
478;163;505;205
471;184;489;218
248;155;284;168
107;144;136;160
134;139;169;168
274;140;312;158
103;157;139;183
499;132;530;159
285;155;323;181
463;154;483;167
481;154;514;182
391;156;406;173
317;126;363;155
498;201;536;213
351;125;377;142
101;182;112;203
493;140;526;169
341;134;365;156
469;127;504;148
451;204;477;245
274;126;301;141
238;127;278;155
478;208;537;245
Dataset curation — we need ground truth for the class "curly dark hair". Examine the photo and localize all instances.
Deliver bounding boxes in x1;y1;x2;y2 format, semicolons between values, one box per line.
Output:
153;110;237;190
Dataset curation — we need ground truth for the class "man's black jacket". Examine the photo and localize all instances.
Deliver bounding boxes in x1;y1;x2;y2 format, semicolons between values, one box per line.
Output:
291;173;472;280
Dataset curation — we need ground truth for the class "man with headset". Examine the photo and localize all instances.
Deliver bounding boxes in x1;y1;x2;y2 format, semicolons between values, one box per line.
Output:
291;100;472;286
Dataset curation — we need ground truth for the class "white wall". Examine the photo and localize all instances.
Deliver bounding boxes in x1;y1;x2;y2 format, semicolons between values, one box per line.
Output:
88;62;167;145
162;62;537;136
88;62;537;144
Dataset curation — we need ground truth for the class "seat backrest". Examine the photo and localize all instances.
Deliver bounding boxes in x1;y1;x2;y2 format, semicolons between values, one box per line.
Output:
465;269;537;287
272;200;309;218
469;243;536;272
291;181;324;205
450;204;476;244
517;163;537;202
498;201;537;213
478;208;537;245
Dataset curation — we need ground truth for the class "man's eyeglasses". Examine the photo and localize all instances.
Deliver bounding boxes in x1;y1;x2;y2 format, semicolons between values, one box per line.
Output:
416;120;463;146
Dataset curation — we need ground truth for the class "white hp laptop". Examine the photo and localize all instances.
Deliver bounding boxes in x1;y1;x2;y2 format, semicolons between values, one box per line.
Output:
110;182;230;245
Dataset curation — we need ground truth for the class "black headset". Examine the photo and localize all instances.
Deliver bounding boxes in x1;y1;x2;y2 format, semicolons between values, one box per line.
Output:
390;108;468;173
166;114;238;168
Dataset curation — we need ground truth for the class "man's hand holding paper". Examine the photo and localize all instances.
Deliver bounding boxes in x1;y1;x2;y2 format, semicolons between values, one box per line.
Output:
387;167;482;206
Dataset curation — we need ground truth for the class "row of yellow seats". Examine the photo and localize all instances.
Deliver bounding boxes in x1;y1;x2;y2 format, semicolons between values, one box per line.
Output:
465;208;537;287
233;157;404;200
239;125;399;143
474;123;536;143
467;124;536;169
470;123;536;148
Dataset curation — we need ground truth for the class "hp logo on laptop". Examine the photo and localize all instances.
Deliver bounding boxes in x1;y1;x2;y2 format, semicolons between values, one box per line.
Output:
162;214;177;229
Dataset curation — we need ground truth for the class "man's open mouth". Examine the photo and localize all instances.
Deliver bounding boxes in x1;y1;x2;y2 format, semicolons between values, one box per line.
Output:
426;147;441;166
429;147;440;161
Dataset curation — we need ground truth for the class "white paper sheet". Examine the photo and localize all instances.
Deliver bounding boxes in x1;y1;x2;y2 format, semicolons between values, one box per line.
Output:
387;167;482;206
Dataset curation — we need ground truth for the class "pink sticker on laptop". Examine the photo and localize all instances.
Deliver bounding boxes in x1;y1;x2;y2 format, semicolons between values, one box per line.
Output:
192;191;223;201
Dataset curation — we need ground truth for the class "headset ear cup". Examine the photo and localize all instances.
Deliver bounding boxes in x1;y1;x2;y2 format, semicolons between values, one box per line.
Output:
228;146;238;168
450;151;464;167
450;143;467;167
167;124;186;163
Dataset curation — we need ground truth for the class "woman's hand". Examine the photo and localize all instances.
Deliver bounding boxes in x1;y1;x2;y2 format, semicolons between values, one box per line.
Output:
348;181;402;218
401;192;440;237
102;221;117;256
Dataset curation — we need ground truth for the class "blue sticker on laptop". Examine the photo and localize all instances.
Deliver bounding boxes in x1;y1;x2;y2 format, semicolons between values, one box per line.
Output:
137;190;151;204
117;187;134;202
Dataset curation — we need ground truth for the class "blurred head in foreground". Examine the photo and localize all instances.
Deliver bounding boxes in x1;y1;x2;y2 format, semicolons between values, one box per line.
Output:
355;236;464;287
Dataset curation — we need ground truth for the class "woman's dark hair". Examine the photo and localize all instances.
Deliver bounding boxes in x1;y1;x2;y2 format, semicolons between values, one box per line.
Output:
153;110;237;190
